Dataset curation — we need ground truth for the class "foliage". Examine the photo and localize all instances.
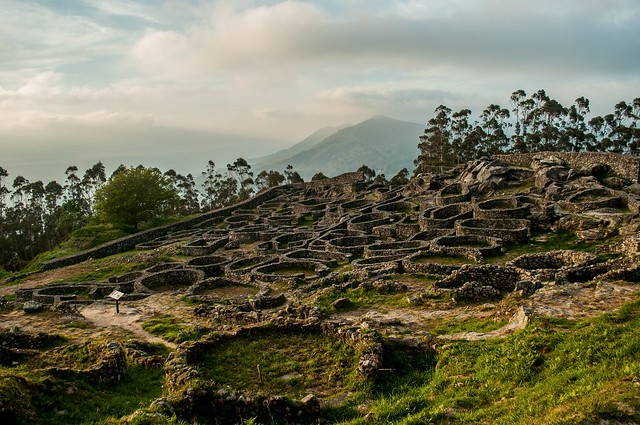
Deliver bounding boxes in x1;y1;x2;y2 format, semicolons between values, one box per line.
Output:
357;164;376;181
389;168;409;186
255;169;285;189
94;166;180;230
0;162;106;271
284;164;304;184
414;91;640;174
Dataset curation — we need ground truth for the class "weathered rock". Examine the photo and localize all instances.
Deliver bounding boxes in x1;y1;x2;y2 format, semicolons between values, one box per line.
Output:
602;176;629;189
513;280;541;296
23;301;44;313
406;295;423;306
300;394;320;414
579;162;610;180
332;298;353;309
454;281;501;301
535;166;569;189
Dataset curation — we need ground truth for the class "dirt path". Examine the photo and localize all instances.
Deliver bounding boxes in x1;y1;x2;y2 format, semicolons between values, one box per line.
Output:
79;301;176;349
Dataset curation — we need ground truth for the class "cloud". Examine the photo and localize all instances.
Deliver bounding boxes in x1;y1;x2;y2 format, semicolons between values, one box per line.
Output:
129;0;640;84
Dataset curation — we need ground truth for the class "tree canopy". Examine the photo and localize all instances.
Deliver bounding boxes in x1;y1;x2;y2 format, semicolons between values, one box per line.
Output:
94;166;180;230
414;90;640;174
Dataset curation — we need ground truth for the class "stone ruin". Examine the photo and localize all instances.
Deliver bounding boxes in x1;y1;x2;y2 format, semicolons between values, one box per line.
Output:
6;151;640;423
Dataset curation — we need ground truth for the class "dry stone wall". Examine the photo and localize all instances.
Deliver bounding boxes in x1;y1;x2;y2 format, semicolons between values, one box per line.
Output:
496;151;640;182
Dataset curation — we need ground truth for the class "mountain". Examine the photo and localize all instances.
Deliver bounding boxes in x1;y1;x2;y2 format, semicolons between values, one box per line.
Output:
251;123;350;167
252;115;424;180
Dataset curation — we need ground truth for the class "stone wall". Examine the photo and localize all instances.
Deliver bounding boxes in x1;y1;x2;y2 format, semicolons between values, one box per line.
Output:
495;151;640;182
293;171;365;191
40;186;286;271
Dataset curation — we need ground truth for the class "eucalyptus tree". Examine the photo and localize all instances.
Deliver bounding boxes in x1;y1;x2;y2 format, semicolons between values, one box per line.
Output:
389;168;409;186
256;170;285;189
414;105;454;174
227;158;254;201
561;97;591;152
357;164;376;182
450;109;475;164
165;169;200;215
477;104;511;157
284;164;304;184
311;172;328;181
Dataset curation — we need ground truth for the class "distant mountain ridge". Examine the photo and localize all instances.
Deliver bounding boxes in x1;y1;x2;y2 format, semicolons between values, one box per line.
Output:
252;115;424;180
251;123;351;166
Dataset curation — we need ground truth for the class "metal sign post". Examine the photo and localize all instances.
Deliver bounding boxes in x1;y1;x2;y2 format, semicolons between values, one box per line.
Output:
107;290;124;313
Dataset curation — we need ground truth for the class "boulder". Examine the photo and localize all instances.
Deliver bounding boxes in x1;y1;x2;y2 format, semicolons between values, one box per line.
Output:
534;166;569;189
23;301;44;313
332;298;353;309
454;281;500;302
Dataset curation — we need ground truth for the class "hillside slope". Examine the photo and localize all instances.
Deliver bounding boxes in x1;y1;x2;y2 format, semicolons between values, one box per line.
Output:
251;123;350;168
254;115;424;179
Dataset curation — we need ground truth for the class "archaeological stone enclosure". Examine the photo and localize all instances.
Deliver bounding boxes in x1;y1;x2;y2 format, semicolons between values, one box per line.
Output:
2;152;640;423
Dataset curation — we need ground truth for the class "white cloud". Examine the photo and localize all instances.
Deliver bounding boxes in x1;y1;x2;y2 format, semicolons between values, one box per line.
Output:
129;0;640;86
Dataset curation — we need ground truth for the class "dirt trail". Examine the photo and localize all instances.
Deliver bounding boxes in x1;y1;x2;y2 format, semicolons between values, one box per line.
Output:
79;301;176;349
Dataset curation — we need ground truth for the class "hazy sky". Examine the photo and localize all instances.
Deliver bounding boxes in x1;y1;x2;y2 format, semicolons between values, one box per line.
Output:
1;0;639;182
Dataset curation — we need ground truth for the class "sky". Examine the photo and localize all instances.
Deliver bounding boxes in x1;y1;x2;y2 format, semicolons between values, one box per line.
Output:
0;0;639;183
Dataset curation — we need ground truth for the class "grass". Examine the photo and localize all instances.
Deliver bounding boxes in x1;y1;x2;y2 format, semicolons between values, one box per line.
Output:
29;365;164;425
486;229;604;265
61;250;172;283
141;315;213;343
296;214;315;228
195;330;360;400
22;224;129;273
316;287;411;314
332;298;640;424
0;339;164;425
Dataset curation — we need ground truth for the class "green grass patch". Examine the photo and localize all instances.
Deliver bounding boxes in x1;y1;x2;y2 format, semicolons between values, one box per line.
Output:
142;316;213;343
195;330;360;400
59;251;164;283
486;229;604;265
296;215;315;228
269;266;317;277
28;365;164;425
316;288;410;314
333;298;640;424
22;225;129;273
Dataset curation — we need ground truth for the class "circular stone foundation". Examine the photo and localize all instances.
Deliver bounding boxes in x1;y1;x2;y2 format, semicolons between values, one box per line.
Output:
136;269;205;292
